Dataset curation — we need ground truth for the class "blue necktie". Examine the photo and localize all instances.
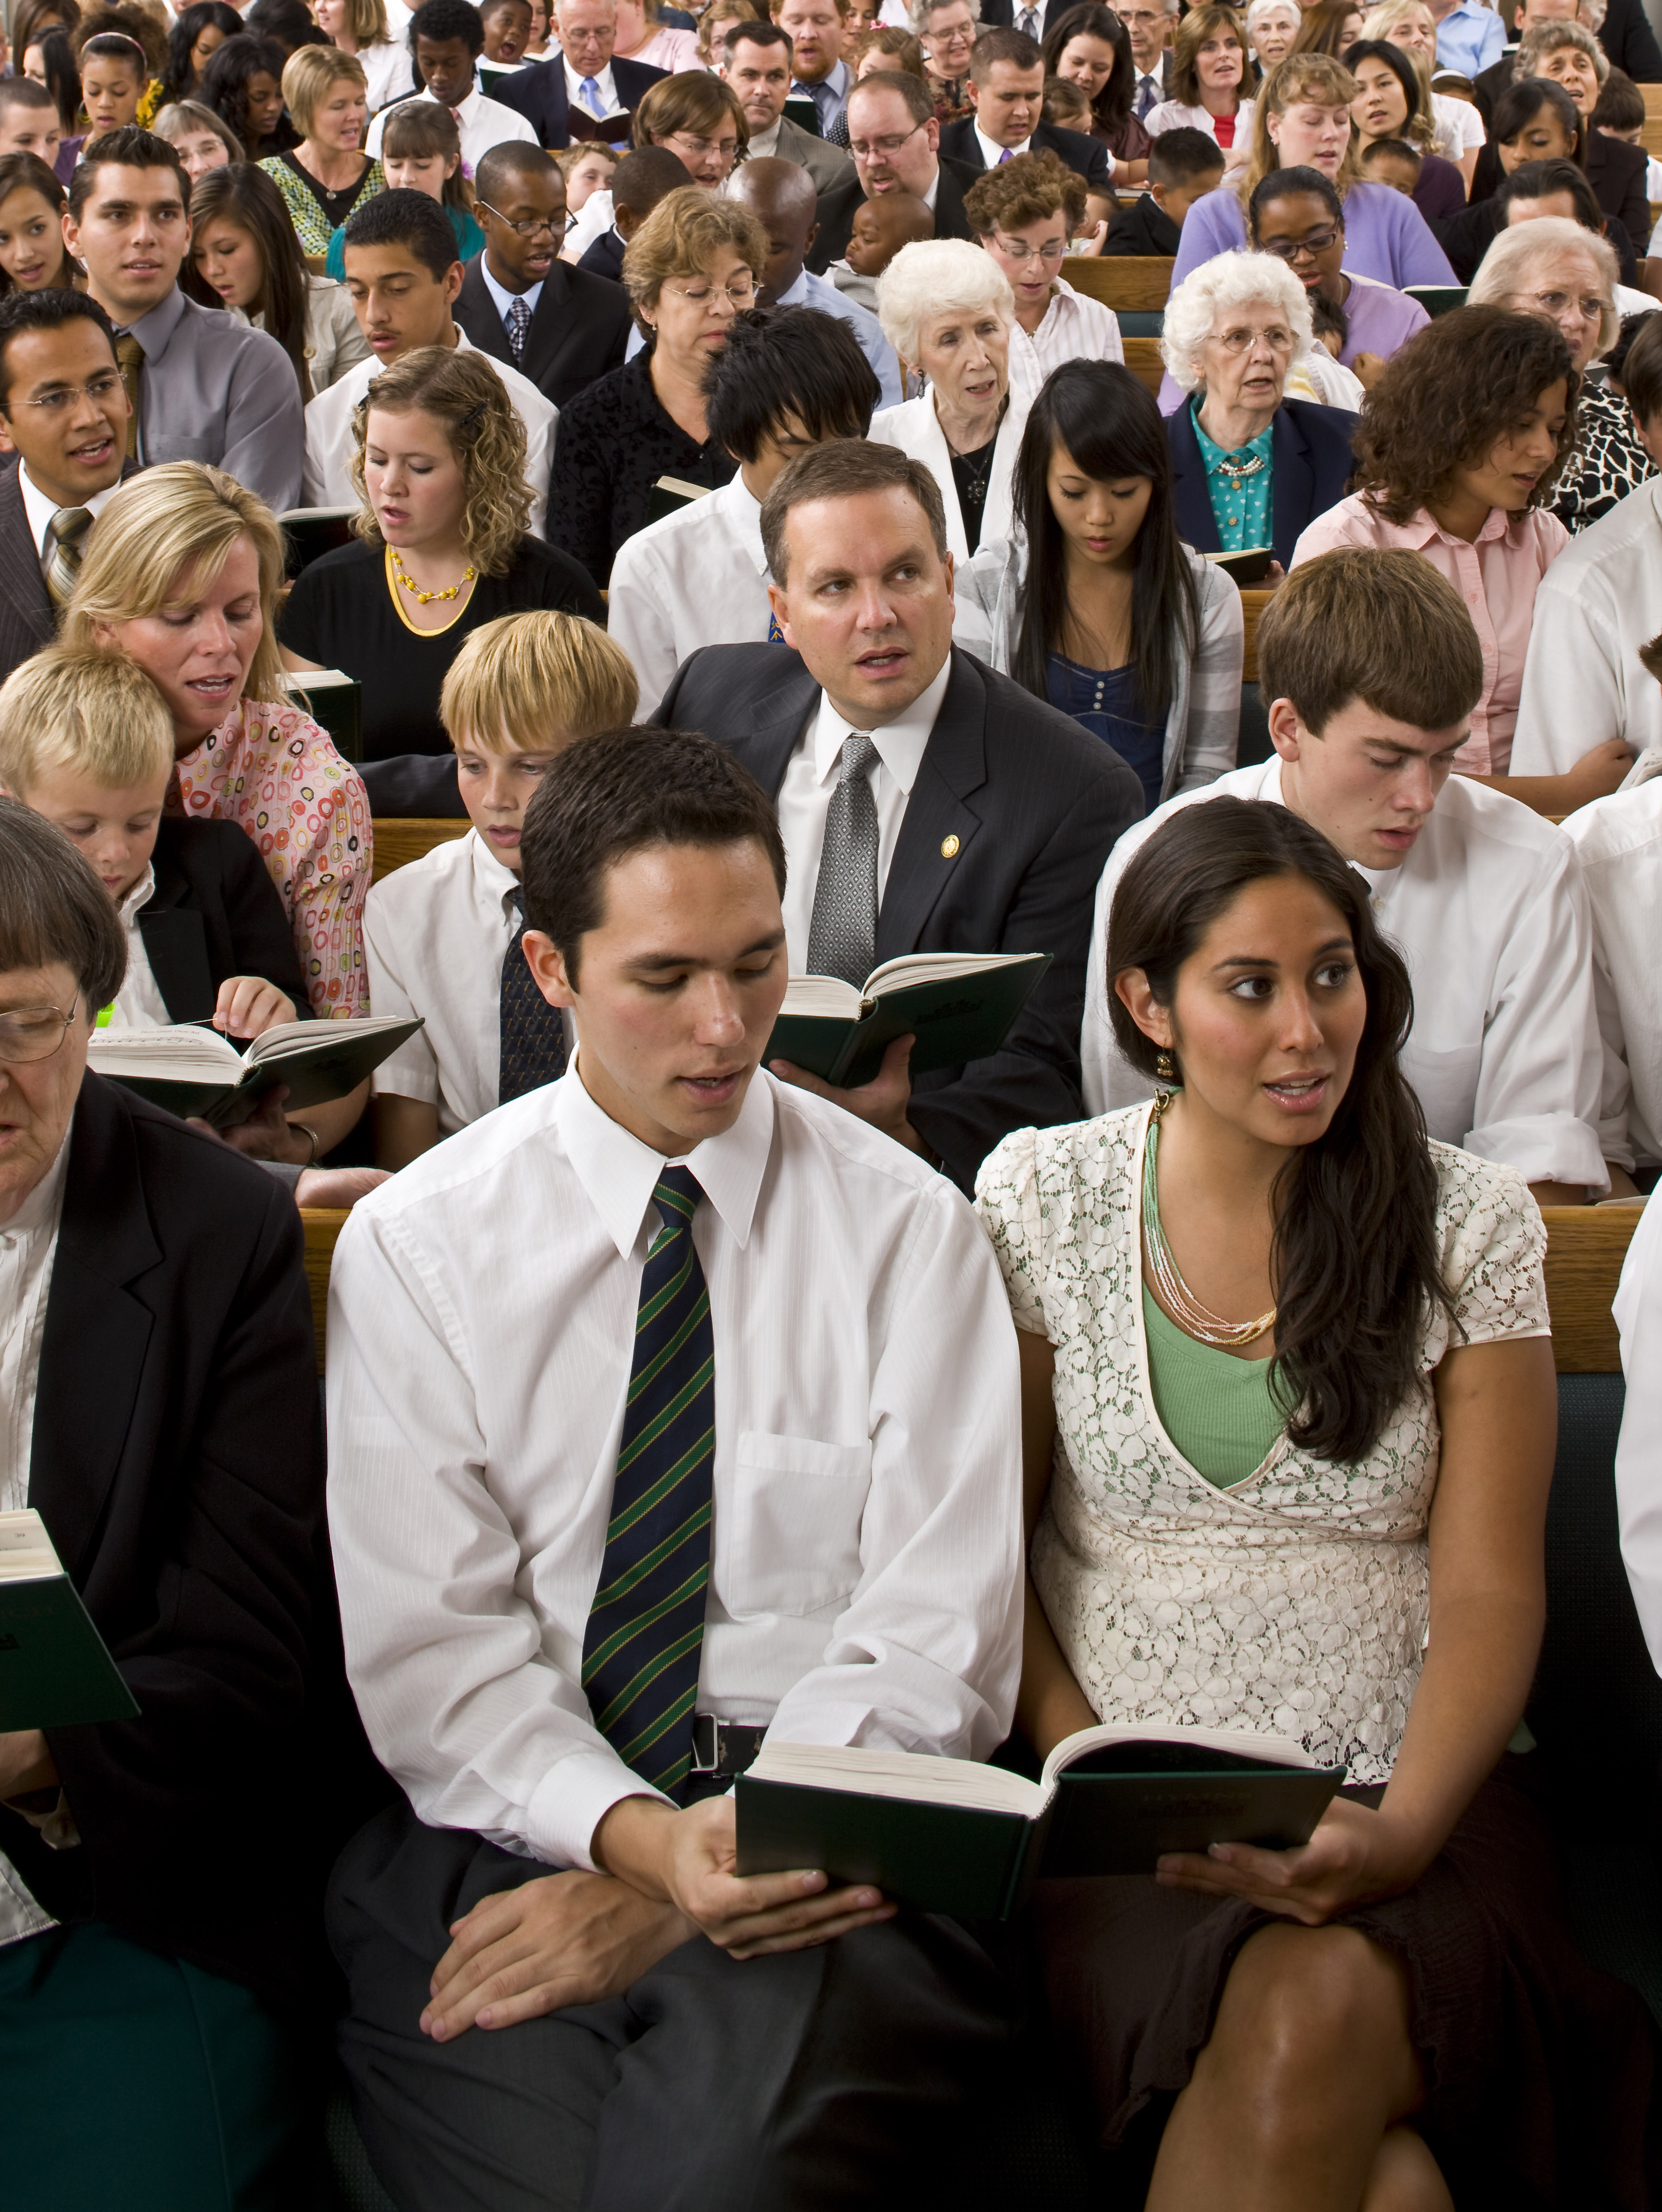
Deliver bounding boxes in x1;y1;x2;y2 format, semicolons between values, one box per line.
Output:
580;73;605;117
1135;72;1159;118
497;908;567;1104
581;1168;715;1801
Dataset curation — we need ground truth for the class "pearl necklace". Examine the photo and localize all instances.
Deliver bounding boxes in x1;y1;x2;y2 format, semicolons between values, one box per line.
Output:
390;543;476;604
1140;1092;1277;1349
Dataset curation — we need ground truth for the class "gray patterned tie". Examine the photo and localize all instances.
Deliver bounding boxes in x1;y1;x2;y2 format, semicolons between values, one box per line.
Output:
807;731;879;988
41;506;93;608
1017;4;1040;36
505;295;532;364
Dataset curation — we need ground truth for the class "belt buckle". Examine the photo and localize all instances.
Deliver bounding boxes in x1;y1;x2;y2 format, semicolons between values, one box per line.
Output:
691;1714;721;1774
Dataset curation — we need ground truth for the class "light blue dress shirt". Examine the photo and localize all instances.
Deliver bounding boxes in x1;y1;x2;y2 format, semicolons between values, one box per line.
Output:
792;58;850;135
478;257;545;337
1433;3;1507;79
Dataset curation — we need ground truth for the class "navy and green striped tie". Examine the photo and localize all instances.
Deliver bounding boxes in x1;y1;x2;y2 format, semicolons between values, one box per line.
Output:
581;1167;715;1801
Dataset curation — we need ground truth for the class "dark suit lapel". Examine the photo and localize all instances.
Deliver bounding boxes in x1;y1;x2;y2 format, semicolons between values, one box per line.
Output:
28;1078;162;1580
730;656;822;796
136;910;215;1023
1168;403;1222;554
874;650;986;963
461;262;513;367
1270;407;1314;573
0;465;54;647
526;263;573;386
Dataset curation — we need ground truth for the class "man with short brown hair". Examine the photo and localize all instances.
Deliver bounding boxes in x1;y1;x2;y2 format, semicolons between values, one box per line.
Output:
805;69;979;271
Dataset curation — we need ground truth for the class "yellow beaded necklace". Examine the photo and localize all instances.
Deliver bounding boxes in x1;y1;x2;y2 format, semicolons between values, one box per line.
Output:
389;542;476;603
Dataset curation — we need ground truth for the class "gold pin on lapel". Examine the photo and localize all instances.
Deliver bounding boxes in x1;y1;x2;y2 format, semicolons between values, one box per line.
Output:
940;834;961;858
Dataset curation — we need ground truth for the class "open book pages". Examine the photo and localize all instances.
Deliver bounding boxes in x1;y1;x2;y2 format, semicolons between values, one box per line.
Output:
0;1509;64;1584
781;951;1044;1022
87;1013;412;1085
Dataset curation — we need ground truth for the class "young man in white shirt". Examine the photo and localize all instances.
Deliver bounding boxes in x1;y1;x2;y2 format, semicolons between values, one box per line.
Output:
302;190;555;532
326;725;1024;2209
1081;547;1610;1204
365;0;538;172
608;302;879;715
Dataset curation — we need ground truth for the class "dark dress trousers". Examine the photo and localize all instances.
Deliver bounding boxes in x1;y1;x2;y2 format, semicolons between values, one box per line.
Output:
4;1075;356;2008
805;155;981;273
938;114;1115;196
138;817;312;1023
653;642;1142;1187
453;253;632;410
490;51;668;147
1167;396;1358;573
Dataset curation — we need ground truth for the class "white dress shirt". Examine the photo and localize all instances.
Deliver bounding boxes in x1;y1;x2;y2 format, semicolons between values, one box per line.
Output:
563;56;621;123
301;329;555;537
1513;479;1662;776
1143;97;1255;146
365;84;538;170
1080;756;1607;1190
1006;278;1125;405
1616;1191;1662;1672
561;186;615;264
358;36;412;116
325;1062;1023;1870
776;658;953;974
606;474;772;718
1562;779;1662;1169
103;867;172;1031
17;466;122;562
974;122;1029;171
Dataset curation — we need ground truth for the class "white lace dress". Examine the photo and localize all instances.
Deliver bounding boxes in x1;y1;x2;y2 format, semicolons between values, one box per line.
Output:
974;1103;1549;1785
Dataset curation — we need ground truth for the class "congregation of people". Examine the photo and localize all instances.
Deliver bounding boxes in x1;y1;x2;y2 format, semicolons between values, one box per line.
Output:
9;0;1662;2203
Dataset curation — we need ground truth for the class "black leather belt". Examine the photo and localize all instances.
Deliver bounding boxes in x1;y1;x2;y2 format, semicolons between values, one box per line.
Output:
690;1716;768;1779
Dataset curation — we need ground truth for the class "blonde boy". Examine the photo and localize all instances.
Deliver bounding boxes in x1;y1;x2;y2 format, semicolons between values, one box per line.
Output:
364;611;639;1166
0;647;303;1038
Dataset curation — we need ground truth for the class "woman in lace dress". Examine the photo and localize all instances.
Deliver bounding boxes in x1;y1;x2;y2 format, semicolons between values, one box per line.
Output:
975;799;1657;2207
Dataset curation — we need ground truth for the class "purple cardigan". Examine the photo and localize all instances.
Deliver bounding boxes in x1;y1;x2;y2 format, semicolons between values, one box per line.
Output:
1170;176;1458;292
1340;276;1430;365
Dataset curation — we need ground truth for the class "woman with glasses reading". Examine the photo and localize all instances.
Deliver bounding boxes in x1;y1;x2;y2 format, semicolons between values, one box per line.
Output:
631;71;748;194
966;150;1124;406
1248;165;1427;394
548;189;766;586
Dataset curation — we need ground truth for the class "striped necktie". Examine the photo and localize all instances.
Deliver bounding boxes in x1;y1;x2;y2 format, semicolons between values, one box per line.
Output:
581;1167;715;1800
113;332;142;462
41;506;93;608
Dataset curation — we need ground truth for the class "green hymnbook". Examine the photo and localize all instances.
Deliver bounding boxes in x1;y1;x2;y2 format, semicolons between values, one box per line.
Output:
736;1726;1346;1921
0;1511;138;1731
87;1014;423;1130
766;952;1051;1090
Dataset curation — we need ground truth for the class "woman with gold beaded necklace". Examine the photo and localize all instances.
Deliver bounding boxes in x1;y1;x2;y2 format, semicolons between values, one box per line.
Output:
278;345;603;762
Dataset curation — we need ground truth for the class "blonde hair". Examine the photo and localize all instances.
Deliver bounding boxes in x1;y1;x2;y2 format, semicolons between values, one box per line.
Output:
350;346;531;575
333;0;393;44
282;44;368;140
1358;0;1433;40
61;462;288;708
440;612;639;753
1239;49;1361;200
621;186;770;334
0;645;174;796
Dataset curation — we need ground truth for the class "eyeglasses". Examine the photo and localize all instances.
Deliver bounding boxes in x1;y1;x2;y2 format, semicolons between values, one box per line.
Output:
993;232;1066;263
1210;322;1297;352
849;120;926;158
663;276;757;307
0;1002;78;1063
1;371;125;415
476;199;561;238
1522;286;1605;322
925;23;975;46
663;130;740;158
1258;225;1340;261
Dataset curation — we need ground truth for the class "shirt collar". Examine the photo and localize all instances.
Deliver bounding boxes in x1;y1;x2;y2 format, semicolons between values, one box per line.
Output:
119;284;186;355
17;466;121;560
975;123;1029;168
1191;397;1274;472
805;654;953;794
714;471;769;574
478;255;544;325
0;1121;71;1242
748;116;781;156
1391;503;1514;549
564;56;616;101
554;1054;775;1257
774;267;811;308
115;863;155;930
466;823;522;916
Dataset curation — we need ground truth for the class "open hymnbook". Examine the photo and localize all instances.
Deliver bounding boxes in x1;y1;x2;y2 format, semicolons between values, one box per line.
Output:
0;1511;137;1731
736;1723;1345;1920
87;1014;421;1129
765;952;1050;1090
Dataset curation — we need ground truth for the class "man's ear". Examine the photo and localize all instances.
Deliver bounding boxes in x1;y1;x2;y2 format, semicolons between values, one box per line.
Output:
765;579;795;648
965;78;980;112
1266;696;1305;762
521;926;577;1008
443;258;464;304
803;218;818;257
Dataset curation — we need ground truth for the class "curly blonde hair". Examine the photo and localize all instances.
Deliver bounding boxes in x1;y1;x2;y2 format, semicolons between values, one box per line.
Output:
348;347;531;577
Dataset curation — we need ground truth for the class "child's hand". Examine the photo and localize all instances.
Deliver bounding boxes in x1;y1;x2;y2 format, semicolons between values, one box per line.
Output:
213;976;297;1041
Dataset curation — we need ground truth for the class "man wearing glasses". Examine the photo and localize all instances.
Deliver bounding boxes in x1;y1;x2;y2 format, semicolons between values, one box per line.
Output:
0;289;133;691
1120;0;1178;116
805;69;979;274
455;144;632;411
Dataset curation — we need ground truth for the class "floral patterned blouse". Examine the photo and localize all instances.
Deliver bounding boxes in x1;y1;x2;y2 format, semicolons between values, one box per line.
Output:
974;1104;1549;1784
167;693;372;1017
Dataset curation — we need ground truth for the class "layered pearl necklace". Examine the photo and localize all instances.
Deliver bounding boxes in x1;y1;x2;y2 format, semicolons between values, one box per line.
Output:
1140;1092;1277;1349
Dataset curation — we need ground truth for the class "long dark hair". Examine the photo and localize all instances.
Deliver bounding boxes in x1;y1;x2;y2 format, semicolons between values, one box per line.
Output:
1041;3;1135;133
0;152;74;295
200;32;290;152
163;1;242;102
1107;798;1454;1463
183;161;314;400
1010;358;1199;722
29;28;82;128
1492;73;1584;166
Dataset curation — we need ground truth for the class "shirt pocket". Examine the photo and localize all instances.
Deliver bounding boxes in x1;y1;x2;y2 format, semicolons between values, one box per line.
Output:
724;1431;872;1619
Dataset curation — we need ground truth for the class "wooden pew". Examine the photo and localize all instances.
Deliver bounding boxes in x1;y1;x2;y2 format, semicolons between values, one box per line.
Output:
1122;335;1164;395
302;1207;350;1372
1540;1203;1643;1372
1062;256;1175;312
1240;585;1273;685
371;816;470;884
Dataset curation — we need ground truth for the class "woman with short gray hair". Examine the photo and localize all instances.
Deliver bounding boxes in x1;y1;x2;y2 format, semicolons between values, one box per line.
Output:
909;0;979;124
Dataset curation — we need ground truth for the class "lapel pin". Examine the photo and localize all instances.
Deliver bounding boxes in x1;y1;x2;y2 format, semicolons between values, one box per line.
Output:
940;835;961;859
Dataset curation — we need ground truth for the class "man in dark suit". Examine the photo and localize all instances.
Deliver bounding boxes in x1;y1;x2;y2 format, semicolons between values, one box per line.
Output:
653;438;1141;1188
1120;0;1176;117
938;27;1115;201
1599;0;1662;81
0;289;133;687
491;0;668;146
805;69;979;272
0;799;370;2206
1167;393;1357;573
456;143;630;408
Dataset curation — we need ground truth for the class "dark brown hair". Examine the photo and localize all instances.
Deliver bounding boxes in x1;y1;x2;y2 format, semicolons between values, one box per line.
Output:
0;794;125;1011
183;161;313;399
1107;796;1453;1462
1619;304;1662;427
1256;546;1484;732
760;436;948;583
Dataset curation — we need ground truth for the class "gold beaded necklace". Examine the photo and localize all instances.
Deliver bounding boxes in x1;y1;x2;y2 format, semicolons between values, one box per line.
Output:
1140;1090;1277;1350
389;542;476;604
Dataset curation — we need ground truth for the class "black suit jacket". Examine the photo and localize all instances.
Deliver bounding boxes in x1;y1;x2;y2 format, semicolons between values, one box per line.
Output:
805;154;981;273
653;644;1141;1186
0;454;141;687
938;115;1114;194
1600;0;1662;82
4;1076;364;2006
1168;396;1357;573
491;51;668;148
577;228;625;283
1102;192;1180;256
137;817;311;1023
454;254;632;410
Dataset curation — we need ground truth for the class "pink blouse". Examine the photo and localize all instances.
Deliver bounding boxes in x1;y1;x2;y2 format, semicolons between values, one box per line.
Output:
166;694;372;1017
1290;498;1569;775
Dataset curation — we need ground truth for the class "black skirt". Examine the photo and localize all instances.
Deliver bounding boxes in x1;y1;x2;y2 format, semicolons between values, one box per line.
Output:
1034;1761;1660;2209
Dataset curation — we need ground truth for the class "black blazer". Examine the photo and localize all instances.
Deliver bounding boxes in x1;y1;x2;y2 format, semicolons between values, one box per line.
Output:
938;115;1114;194
491;51;668;147
138;817;311;1023
1585;131;1652;261
1102;192;1180;257
577;228;625;283
1168;395;1357;572
0;456;54;686
1600;0;1662;81
653;643;1141;1187
454;253;632;410
4;1076;359;2006
805;154;981;273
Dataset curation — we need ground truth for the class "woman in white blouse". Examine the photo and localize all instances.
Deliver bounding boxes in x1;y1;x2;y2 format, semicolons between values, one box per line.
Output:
974;798;1654;2206
1144;1;1255;164
314;0;413;115
870;236;1028;559
963;148;1124;407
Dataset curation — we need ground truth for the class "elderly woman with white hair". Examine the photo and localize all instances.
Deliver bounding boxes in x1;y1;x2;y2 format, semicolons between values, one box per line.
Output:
1244;0;1301;77
1470;214;1656;531
869;236;1029;558
1162;248;1358;570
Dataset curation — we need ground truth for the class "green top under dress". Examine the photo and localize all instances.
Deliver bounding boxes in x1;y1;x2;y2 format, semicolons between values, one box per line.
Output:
1141;1284;1286;1487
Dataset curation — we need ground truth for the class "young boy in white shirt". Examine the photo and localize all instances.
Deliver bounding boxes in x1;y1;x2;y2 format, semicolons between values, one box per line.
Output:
365;609;638;1165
